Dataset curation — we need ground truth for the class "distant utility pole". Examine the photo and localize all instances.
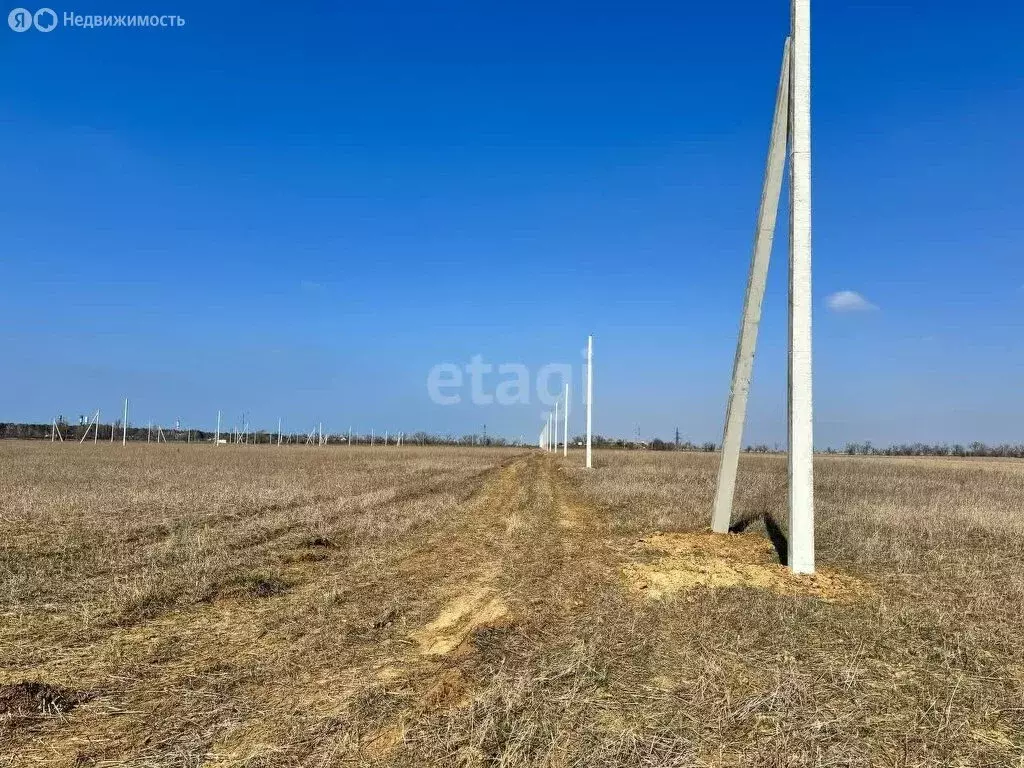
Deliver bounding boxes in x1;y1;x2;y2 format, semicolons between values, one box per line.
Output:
123;398;128;446
675;427;681;449
79;410;99;445
554;400;559;455
215;410;221;445
563;383;569;457
586;334;593;469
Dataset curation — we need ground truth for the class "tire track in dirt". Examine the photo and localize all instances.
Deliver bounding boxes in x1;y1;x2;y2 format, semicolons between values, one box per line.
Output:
357;453;619;760
202;456;526;764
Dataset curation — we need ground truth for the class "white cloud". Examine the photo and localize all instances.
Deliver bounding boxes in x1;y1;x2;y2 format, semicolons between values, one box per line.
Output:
826;290;878;313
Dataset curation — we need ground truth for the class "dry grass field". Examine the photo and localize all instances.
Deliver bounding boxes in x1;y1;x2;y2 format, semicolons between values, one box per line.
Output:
2;442;1023;767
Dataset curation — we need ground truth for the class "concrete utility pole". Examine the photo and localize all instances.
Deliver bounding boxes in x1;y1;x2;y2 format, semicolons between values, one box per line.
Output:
585;334;593;469
710;0;815;576
554;401;559;456
123;398;128;446
788;0;815;574
215;410;221;445
563;382;569;457
712;38;791;534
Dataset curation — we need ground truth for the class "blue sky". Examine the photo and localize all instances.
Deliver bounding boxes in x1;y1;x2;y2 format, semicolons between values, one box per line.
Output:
2;1;1022;446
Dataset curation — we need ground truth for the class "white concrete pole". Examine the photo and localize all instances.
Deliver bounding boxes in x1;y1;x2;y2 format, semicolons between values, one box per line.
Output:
123;399;128;446
711;37;792;534
554;400;559;455
563;383;569;456
788;0;815;575
94;410;99;444
215;410;221;445
585;335;593;468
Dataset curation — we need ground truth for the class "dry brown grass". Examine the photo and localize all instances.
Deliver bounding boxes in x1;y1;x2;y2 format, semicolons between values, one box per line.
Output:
2;443;1023;766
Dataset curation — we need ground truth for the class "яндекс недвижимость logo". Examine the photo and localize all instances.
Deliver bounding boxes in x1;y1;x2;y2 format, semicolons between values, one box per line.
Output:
8;7;56;31
8;8;185;30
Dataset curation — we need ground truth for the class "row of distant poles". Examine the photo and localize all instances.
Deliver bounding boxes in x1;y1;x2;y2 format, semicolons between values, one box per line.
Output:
50;399;134;446
49;401;428;448
539;334;594;469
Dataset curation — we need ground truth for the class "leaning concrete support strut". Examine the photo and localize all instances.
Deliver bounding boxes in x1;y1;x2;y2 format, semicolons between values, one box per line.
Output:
711;37;792;534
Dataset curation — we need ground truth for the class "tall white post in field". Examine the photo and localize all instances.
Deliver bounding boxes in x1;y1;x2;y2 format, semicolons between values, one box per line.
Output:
554;400;559;455
585;334;593;469
712;38;791;534
123;398;128;446
215;410;221;445
94;410;99;444
788;0;815;574
563;383;569;457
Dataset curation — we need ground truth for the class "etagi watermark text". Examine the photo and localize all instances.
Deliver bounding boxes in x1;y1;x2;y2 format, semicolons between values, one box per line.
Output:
427;356;572;406
8;7;186;31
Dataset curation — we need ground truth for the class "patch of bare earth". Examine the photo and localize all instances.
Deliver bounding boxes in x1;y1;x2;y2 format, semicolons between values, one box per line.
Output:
624;531;870;601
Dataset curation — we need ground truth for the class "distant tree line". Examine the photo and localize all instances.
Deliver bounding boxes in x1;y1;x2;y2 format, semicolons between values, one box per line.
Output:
831;441;1024;459
578;434;1024;458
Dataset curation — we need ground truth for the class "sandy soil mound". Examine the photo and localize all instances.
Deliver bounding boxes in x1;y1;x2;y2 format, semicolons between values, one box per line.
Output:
624;531;870;601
